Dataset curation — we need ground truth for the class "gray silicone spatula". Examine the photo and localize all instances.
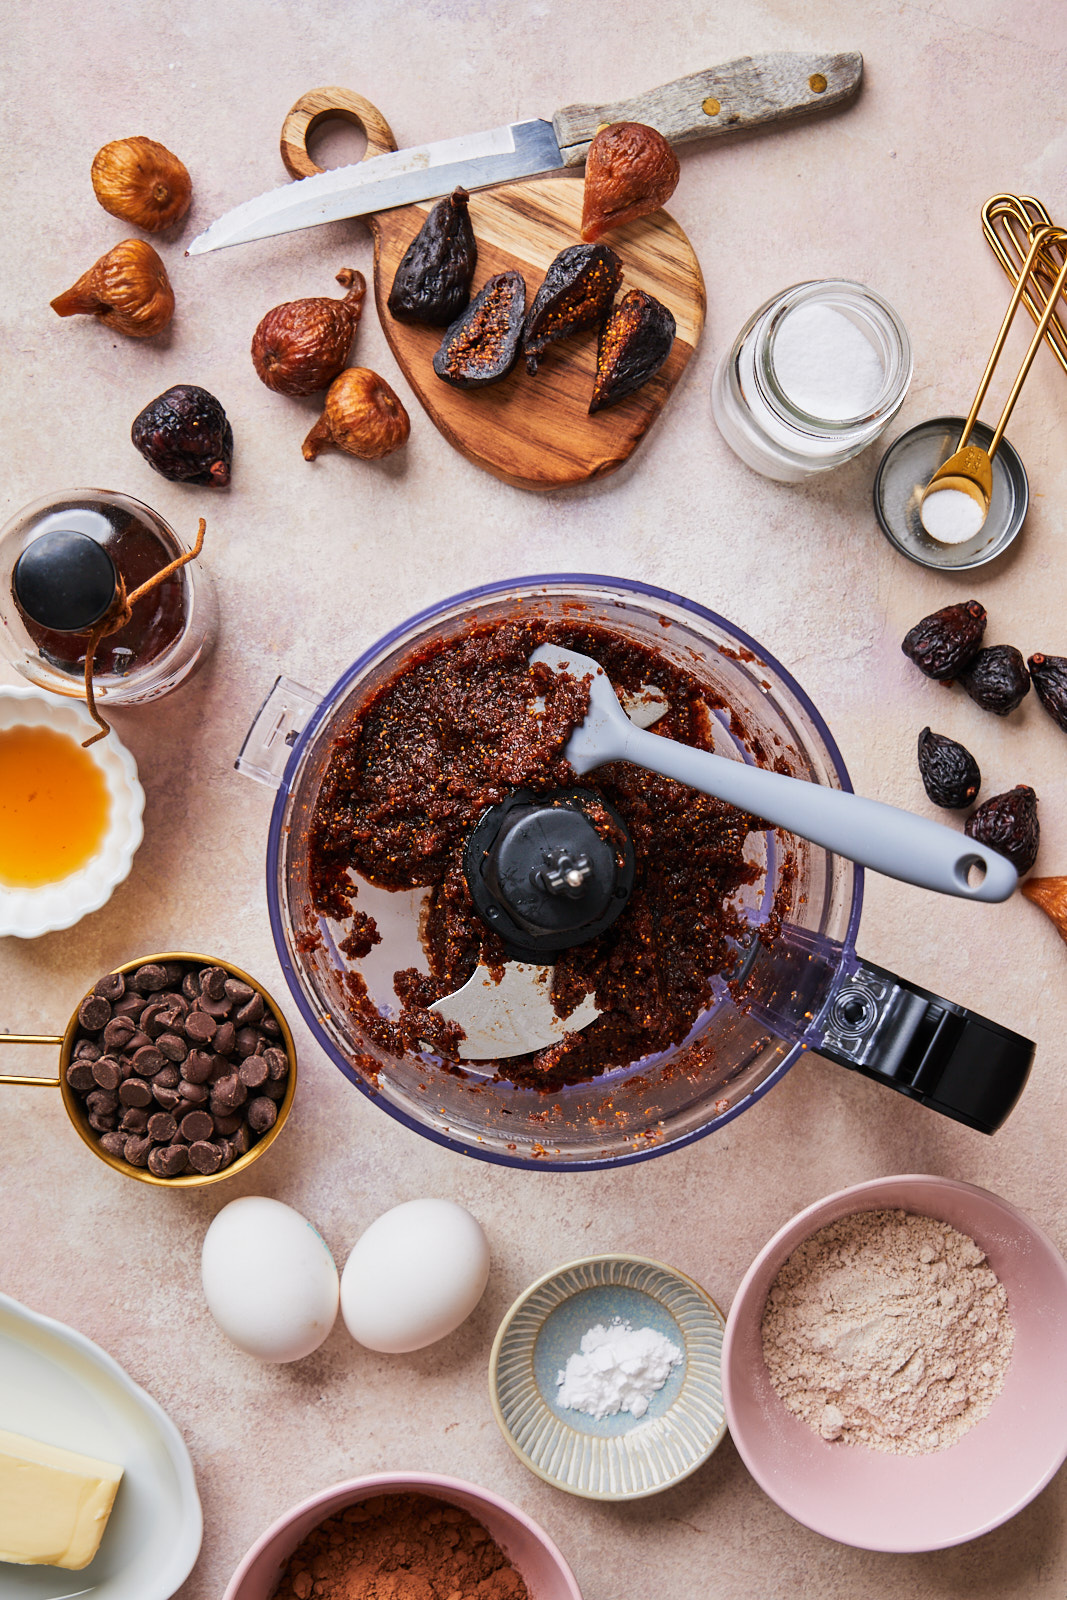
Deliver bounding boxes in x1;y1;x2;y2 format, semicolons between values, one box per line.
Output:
531;643;1018;903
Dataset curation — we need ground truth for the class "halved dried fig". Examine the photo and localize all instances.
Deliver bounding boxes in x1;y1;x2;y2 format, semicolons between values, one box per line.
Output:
581;122;680;243
432;271;526;388
388;188;477;326
589;288;675;412
523;244;622;375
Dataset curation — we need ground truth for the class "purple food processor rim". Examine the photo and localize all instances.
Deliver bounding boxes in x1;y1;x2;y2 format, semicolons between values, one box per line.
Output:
265;573;865;1170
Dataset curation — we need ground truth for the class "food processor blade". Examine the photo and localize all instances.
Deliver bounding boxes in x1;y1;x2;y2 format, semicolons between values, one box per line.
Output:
429;960;601;1059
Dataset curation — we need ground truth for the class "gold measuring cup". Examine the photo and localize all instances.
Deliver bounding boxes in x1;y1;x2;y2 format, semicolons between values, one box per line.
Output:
0;951;297;1188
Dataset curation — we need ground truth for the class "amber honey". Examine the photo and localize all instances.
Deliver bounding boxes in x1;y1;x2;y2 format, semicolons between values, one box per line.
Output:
0;724;110;887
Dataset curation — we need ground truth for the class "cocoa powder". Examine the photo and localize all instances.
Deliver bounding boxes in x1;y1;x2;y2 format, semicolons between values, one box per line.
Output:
273;1492;532;1600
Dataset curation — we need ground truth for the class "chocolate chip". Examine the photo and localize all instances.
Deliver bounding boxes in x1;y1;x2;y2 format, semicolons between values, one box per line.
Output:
152;1085;182;1112
238;1056;268;1089
261;1014;281;1037
213;1021;236;1056
157;1032;188;1063
263;1047;288;1081
149;1143;189;1177
224;979;255;1003
235;992;265;1026
208;1055;231;1083
113;992;146;1019
162;961;186;987
235;1027;261;1058
120;1107;149;1133
86;1088;118;1115
74;1039;102;1060
141;1003;172;1038
126;1030;152;1055
154;1063;181;1089
119;1077;152;1108
98;1131;128;1158
188;1140;223;1174
215;1074;248;1111
231;1123;252;1157
132;1045;165;1077
103;1016;136;1050
211;1110;243;1136
147;1112;177;1142
131;964;168;994
92;1057;121;1091
185;1011;217;1044
78;995;111;1031
94;971;125;1001
88;1109;116;1132
178;1080;209;1106
182;970;201;1002
216;1138;236;1169
66;1060;97;1092
200;966;228;1001
247;1097;278;1134
181;1049;215;1085
263;1077;287;1101
123;1135;153;1167
180;1110;214;1143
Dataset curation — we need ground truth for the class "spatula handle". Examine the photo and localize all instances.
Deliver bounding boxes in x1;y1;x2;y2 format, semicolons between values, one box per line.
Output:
552;50;863;165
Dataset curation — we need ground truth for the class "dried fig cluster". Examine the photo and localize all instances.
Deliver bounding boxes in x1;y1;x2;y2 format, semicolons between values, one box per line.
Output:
302;369;410;461
51;238;175;338
91;136;192;232
252;268;366;396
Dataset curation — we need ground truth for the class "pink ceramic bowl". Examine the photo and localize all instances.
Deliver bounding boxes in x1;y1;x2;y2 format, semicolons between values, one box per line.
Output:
722;1174;1067;1552
223;1471;582;1600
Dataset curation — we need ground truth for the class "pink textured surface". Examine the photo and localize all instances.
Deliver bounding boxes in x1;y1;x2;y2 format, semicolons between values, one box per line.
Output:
723;1176;1067;1551
3;2;1067;1598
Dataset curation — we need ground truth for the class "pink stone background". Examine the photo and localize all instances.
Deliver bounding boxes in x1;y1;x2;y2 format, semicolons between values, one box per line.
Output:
2;2;1067;1596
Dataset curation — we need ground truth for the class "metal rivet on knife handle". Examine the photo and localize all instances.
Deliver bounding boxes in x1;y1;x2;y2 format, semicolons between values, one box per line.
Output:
552;49;863;165
702;98;721;117
809;73;828;93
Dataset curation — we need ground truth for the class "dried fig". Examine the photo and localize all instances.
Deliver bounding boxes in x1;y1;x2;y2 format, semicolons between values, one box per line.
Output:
581;121;680;243
132;385;233;486
965;785;1039;876
91;137;192;232
302;368;410;461
916;728;980;809
901;600;986;681
252;268;366;396
958;645;1030;716
1021;876;1067;947
388;188;477;325
433;271;526;388
523;244;622;375
589;288;676;412
1028;653;1067;733
51;239;174;338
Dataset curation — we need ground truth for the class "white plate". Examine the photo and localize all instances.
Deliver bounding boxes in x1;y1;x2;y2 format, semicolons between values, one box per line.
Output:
0;1292;201;1599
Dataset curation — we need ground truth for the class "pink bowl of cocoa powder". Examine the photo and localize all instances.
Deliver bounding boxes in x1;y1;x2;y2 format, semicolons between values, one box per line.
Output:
222;1471;582;1600
722;1174;1067;1551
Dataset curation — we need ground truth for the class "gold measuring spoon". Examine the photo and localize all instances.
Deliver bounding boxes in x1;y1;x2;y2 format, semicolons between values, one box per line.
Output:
921;222;1067;542
0;951;297;1188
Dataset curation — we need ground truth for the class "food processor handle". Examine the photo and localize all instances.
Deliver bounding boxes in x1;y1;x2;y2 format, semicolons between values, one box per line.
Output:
235;676;322;788
618;723;1018;902
815;956;1034;1134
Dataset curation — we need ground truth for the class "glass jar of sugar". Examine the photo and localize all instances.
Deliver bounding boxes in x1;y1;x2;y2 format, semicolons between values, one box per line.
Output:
711;280;912;482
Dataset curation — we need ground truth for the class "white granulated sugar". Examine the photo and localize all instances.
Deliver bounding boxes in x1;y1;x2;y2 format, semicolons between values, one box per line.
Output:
771;303;885;420
761;1209;1014;1455
556;1318;683;1419
920;486;987;544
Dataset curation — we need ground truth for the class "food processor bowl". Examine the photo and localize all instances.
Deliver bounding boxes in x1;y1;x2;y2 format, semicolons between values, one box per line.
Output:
241;576;1032;1168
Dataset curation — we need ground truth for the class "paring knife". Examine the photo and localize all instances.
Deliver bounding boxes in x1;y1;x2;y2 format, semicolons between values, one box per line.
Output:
188;51;862;256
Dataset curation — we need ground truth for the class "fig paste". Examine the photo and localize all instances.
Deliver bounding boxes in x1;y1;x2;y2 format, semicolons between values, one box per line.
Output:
307;618;761;1085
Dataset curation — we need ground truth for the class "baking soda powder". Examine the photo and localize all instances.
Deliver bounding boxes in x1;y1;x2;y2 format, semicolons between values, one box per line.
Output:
556;1319;683;1420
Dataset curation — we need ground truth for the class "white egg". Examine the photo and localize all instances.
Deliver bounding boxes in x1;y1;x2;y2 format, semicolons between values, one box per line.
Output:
340;1198;490;1353
201;1196;339;1363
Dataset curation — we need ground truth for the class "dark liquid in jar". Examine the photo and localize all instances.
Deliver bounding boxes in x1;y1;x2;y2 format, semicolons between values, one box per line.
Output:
17;501;184;677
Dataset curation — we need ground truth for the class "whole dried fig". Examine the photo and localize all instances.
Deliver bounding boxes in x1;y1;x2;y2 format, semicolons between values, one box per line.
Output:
252;269;366;397
91;137;192;232
1028;653;1067;733
1021;876;1067;947
965;785;1039;876
916;728;980;809
958;645;1030;716
302;369;410;461
901;600;986;681
388;188;477;325
51;239;174;338
132;385;233;485
581;121;680;243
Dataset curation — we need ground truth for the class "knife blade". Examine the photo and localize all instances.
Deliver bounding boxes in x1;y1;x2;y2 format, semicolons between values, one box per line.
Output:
188;51;862;257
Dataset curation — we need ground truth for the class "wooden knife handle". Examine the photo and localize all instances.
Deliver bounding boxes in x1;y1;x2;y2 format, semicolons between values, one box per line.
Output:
280;86;398;179
551;50;863;166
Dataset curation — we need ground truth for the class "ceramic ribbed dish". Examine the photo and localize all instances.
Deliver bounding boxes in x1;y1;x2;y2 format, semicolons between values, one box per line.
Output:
0;687;145;938
489;1254;726;1500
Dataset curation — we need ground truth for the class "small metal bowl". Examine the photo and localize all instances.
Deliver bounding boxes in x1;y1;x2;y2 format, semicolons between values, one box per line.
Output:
0;950;296;1188
873;416;1029;570
489;1253;727;1500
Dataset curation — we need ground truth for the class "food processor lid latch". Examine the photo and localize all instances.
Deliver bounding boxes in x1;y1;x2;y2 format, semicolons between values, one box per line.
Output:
817;957;1034;1134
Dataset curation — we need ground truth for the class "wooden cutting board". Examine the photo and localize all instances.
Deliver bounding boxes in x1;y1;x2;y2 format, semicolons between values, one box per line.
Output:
281;90;705;492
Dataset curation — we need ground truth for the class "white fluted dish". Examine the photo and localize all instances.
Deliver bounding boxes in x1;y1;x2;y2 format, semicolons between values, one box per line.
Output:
0;688;145;938
489;1254;726;1501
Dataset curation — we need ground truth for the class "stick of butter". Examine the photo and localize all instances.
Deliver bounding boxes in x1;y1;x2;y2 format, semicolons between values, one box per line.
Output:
0;1427;123;1570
